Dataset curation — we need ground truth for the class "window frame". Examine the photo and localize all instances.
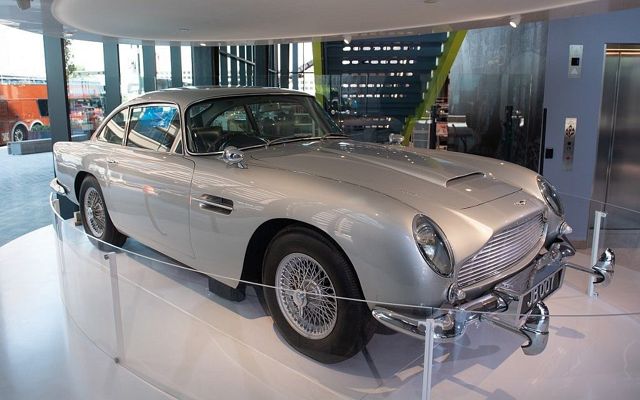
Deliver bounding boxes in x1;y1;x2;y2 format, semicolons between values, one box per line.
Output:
124;102;183;153
93;105;131;146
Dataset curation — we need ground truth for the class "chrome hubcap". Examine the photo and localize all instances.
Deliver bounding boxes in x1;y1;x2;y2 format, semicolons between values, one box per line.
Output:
275;253;337;339
84;187;106;238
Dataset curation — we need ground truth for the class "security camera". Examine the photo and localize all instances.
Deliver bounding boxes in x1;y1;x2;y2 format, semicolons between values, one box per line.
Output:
16;0;31;11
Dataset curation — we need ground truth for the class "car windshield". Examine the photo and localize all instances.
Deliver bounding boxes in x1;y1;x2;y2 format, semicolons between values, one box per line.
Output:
186;95;343;154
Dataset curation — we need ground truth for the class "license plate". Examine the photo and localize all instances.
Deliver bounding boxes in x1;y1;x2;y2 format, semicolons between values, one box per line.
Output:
520;269;563;315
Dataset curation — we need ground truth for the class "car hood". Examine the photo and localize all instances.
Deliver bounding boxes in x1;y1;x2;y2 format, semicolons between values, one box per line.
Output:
249;140;521;210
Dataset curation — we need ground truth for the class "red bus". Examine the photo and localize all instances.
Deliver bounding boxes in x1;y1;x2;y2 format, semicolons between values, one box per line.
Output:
0;76;104;145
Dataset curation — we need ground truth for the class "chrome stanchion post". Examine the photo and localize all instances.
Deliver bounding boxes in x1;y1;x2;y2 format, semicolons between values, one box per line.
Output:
588;211;607;297
420;318;435;400
105;252;125;363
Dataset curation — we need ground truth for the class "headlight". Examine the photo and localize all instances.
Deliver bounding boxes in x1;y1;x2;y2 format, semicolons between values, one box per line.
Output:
537;176;564;217
413;215;454;277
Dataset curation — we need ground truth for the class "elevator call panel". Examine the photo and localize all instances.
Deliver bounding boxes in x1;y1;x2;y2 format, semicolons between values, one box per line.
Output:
569;45;583;78
563;117;577;171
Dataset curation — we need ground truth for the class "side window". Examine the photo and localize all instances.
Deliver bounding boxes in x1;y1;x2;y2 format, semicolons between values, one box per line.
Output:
96;108;128;145
127;105;180;152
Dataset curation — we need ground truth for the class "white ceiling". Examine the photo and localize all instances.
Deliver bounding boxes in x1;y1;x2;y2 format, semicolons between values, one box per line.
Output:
1;0;640;44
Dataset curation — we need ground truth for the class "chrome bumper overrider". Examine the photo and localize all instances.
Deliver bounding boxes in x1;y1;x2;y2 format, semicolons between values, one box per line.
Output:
372;239;616;356
49;178;68;195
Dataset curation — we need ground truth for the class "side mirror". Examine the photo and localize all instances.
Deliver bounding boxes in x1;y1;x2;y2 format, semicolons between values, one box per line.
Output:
389;133;404;145
221;146;247;169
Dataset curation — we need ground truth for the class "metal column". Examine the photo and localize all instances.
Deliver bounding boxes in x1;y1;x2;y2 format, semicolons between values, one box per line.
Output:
142;44;156;92
279;44;289;88
170;45;183;87
102;39;121;115
255;45;268;87
43;35;76;218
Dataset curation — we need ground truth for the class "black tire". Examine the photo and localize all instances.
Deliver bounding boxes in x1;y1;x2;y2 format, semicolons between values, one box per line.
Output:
79;176;127;248
262;226;376;363
12;125;28;142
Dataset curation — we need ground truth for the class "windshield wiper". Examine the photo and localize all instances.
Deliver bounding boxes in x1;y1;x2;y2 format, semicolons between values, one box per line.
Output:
267;134;319;146
267;133;349;147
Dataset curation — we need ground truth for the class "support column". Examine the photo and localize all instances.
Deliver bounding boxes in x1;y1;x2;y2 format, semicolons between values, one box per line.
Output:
239;46;247;86
192;46;220;86
43;35;76;217
102;39;121;115
170;45;183;87
279;44;289;88
230;46;238;86
255;45;268;87
291;43;299;89
142;44;156;92
220;49;228;86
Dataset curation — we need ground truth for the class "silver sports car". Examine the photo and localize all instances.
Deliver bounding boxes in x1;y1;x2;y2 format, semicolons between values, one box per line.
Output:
51;87;614;363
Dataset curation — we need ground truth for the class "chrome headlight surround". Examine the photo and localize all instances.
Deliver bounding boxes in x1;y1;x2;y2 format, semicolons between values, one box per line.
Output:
412;215;454;277
537;176;565;217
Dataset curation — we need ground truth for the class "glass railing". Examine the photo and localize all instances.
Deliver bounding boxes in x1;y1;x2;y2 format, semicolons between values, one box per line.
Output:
50;190;640;399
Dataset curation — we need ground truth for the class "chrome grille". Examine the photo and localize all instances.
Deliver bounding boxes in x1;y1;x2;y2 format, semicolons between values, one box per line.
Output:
457;213;545;288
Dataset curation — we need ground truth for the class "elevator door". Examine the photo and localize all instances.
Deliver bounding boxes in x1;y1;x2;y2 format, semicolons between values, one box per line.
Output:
594;45;640;229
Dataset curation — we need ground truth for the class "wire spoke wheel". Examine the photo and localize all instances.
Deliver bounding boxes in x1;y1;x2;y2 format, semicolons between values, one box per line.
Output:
275;253;338;339
83;187;106;238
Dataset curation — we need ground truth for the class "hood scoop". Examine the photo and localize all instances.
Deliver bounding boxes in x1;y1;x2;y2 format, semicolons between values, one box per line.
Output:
445;172;486;187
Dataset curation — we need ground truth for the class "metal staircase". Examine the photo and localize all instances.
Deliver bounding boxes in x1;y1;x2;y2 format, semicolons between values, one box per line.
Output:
318;32;459;139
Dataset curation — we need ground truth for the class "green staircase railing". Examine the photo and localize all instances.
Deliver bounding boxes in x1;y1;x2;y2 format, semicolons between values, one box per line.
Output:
402;30;467;145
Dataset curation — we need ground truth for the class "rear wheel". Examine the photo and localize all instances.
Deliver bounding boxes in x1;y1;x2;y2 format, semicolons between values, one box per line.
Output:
263;226;375;363
79;176;126;248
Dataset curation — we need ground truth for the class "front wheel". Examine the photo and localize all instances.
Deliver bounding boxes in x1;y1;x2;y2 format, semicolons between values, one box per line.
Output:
263;226;376;363
12;125;28;142
79;176;126;248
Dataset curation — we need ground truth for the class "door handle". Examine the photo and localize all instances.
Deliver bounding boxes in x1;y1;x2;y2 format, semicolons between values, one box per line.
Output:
192;194;234;215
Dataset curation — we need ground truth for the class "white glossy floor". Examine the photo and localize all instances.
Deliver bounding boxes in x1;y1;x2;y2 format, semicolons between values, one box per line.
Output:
1;224;640;399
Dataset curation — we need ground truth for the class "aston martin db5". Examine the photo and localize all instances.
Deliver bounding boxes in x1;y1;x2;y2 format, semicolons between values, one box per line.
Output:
51;87;614;363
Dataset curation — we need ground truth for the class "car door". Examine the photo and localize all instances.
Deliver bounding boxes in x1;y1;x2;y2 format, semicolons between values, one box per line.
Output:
106;103;196;259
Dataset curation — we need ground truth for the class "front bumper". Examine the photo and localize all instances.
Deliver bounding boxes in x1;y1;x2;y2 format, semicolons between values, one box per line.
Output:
372;238;615;355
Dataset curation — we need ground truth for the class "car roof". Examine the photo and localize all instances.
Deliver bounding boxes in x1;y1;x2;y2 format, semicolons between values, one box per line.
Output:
122;86;313;109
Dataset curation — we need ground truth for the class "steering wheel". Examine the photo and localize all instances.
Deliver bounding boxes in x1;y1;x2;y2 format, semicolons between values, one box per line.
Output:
212;133;268;152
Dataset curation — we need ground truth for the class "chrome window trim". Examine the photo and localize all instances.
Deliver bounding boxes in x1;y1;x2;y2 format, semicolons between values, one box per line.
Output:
124;102;183;153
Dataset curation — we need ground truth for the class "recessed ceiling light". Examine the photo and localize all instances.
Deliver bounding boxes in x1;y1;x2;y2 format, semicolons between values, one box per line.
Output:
179;28;190;32
509;15;521;28
64;32;74;38
343;35;352;45
199;42;206;47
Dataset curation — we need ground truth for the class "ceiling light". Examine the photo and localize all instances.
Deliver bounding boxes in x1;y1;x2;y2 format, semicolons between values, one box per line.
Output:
343;35;352;45
64;32;74;38
199;42;206;47
424;0;438;3
509;15;521;28
179;28;190;33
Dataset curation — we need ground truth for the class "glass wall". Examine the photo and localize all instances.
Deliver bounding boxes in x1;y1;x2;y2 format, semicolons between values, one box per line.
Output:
118;44;144;102
155;45;172;89
65;38;105;140
0;24;47;144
